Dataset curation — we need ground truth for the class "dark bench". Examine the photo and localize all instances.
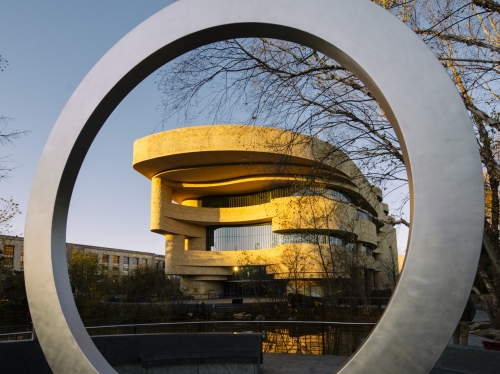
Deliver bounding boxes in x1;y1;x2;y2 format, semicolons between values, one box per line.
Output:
93;333;262;373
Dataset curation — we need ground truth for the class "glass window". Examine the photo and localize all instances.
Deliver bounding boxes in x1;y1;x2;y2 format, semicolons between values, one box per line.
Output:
294;187;351;202
345;243;356;251
113;256;119;268
356;210;372;221
2;245;14;266
197;186;292;208
20;248;24;269
142;258;147;265
207;223;348;251
3;245;14;256
192;185;351;208
362;245;372;256
102;254;109;265
328;236;344;246
278;232;344;246
133;257;139;267
123;257;129;273
208;223;275;251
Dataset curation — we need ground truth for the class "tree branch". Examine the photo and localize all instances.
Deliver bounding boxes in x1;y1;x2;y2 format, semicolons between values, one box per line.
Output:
416;29;500;53
473;0;500;13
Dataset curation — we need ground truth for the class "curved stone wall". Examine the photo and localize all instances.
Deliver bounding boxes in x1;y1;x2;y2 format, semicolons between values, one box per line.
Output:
133;125;397;296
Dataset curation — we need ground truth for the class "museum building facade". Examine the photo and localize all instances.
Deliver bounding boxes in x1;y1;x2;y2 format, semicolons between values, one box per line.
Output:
133;125;398;298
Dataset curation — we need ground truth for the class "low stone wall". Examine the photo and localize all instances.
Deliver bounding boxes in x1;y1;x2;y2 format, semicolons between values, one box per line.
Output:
2;334;499;373
0;333;262;374
0;339;52;374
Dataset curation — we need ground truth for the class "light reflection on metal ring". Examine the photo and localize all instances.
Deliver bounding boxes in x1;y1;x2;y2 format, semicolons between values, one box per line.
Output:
24;0;483;372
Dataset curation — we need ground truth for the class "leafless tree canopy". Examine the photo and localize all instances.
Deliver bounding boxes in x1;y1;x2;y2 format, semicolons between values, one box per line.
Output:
0;54;28;237
0;54;28;183
156;38;405;199
0;55;8;72
156;0;500;325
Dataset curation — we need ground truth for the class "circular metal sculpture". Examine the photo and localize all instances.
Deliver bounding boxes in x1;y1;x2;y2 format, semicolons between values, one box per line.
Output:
24;0;484;372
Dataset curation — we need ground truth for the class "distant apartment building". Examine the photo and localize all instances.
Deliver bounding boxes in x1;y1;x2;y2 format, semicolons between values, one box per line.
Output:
0;236;165;273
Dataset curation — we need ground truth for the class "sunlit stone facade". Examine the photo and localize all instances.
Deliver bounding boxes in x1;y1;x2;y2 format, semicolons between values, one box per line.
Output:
133;125;398;297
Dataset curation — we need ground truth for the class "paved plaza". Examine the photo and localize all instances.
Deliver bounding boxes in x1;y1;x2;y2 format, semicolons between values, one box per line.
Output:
260;354;469;374
262;354;347;374
260;317;498;374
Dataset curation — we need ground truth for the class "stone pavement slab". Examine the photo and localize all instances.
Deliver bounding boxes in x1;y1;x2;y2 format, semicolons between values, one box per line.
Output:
430;369;474;374
261;354;474;373
262;346;500;374
262;354;347;373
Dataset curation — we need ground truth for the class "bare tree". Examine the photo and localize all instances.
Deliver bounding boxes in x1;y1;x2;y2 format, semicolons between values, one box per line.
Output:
275;186;380;318
0;198;21;236
1;54;29;181
156;38;406;199
236;251;281;302
378;244;400;290
156;0;500;326
414;0;500;328
0;118;28;182
0;54;28;238
0;55;7;72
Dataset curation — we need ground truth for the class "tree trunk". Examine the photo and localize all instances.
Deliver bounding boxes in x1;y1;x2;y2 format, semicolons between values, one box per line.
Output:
472;285;496;323
478;266;500;328
483;230;500;280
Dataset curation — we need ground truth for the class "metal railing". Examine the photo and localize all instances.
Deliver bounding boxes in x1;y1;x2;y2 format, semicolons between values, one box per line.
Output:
0;330;33;342
1;320;375;356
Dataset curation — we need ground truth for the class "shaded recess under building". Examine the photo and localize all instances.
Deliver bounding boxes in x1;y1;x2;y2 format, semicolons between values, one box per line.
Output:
132;125;398;298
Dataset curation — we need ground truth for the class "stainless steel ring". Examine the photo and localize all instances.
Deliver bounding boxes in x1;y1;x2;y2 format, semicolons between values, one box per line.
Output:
24;0;483;372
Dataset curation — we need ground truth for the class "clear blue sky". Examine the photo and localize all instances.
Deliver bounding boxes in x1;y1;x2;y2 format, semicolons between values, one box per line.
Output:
0;1;409;255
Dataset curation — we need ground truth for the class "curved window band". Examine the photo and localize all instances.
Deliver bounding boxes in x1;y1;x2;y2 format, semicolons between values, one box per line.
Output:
192;185;351;208
206;223;351;251
356;210;372;221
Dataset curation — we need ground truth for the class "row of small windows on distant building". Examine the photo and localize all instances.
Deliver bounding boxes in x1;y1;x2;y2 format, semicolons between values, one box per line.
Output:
1;245;24;269
1;238;166;273
99;254;164;273
1;245;20;268
1;248;164;273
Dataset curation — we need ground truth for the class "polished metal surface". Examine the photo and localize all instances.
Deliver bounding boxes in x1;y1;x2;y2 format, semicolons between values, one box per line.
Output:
24;0;483;373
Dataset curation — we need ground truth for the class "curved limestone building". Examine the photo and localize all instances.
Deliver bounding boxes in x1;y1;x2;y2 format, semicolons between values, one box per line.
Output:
133;125;398;297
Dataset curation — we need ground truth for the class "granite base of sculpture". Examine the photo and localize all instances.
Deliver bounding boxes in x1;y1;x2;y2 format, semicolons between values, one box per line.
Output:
24;0;483;373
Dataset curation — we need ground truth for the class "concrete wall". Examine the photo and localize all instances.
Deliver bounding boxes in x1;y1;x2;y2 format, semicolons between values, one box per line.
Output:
132;125;399;296
0;333;262;374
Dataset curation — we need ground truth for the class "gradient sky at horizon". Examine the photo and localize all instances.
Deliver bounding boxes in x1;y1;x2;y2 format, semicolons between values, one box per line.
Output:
1;1;409;256
1;1;180;254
